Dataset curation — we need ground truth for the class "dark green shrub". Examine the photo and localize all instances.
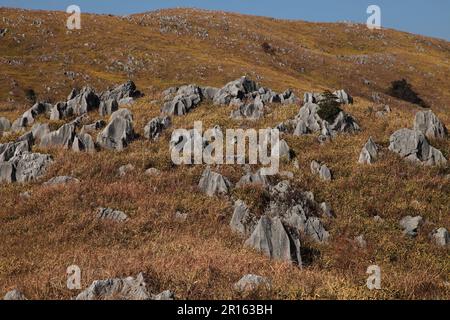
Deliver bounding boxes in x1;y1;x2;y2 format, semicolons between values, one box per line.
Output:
317;91;342;123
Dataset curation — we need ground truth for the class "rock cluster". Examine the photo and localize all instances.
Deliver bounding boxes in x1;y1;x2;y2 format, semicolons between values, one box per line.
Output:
232;180;330;267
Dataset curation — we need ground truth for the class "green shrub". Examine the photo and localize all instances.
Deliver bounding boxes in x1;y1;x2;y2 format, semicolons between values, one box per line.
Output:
317;91;342;123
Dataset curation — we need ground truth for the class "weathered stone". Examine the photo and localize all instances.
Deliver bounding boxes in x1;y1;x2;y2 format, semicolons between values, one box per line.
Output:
305;217;330;243
213;77;259;106
145;168;161;176
66;86;100;116
354;235;367;248
333;89;353;104
358;137;379;164
399;215;423;237
72;133;96;153
144;116;171;140
230;97;264;120
310;160;332;181
0;117;11;135
99;98;119;117
245;216;302;266
234;274;271;293
230;200;257;236
76;273;150;300
413;110;447;140
0;141;30;162
118;164;135;177
96;207;129;222
430;228;449;247
101;80;140;102
3;289;27;300
236;169;269;188
97;111;134;151
43;176;80;186
152;290;175;300
389;129;447;166
198;167;232;196
40;124;76;149
31;123;50;142
11;152;53;183
162;85;202;116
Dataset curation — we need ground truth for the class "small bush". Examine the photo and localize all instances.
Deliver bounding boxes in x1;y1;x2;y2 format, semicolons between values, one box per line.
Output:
388;79;427;107
317;91;342;123
261;42;276;55
24;88;37;103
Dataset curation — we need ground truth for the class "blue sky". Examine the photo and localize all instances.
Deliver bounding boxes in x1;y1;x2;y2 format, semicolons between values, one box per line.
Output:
1;0;449;40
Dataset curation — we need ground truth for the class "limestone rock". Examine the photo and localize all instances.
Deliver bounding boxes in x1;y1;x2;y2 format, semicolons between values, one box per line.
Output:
96;207;129;222
230;200;257;236
144;116;171;140
245;216;302;266
40;124;76;149
198;167;232;196
76;273;150;300
43;176;80;186
3;289;27;300
72;133;96;153
430;228;449;247
234;274;271;293
399;215;423;237
97;110;135;151
389;129;447;166
358;137;379;164
413;110;447;140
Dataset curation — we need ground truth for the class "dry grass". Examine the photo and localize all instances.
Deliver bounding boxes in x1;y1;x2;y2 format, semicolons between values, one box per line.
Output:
0;8;449;300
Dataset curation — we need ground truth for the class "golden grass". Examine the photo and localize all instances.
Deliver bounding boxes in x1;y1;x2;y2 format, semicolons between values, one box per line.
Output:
0;8;449;300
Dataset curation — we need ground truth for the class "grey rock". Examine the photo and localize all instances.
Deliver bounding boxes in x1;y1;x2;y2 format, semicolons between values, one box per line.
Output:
273;139;291;160
10;152;53;183
174;211;188;222
213;77;259;106
198;167;232;197
358;137;379;164
31;123;50;142
236;169;269;188
162;85;202;116
76;273;150;300
245;216;302;266
72;133;96;153
305;217;330;243
43;176;80;186
101;80;140;102
0;140;30;162
40;124;76;149
430;228;449;247
0;117;11;135
354;235;367;248
413;110;447;140
99;98;119;117
230;200;257;236
96;207;129;222
97;111;135;151
0;161;15;183
319;202;335;218
3;289;27;300
310;160;332;181
333;89;353;104
110;109;133;122
389;129;447;166
200;86;219;100
234;274;271;293
230;97;264;120
144;116;171;140
152;290;174;300
145;168;161;176
81;120;106;133
399;215;423;237
118;164;135;177
66;86;100;116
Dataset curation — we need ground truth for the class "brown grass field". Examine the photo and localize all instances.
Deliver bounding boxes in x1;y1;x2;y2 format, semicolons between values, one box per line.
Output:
0;8;449;300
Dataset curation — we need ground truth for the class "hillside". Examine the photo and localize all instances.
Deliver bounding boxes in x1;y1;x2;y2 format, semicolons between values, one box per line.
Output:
0;7;449;300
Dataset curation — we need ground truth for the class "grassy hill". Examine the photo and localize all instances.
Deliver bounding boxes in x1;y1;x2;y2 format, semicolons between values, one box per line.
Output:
0;7;449;300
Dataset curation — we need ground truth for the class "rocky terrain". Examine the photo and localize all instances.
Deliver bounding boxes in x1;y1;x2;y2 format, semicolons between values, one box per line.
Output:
0;8;449;300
